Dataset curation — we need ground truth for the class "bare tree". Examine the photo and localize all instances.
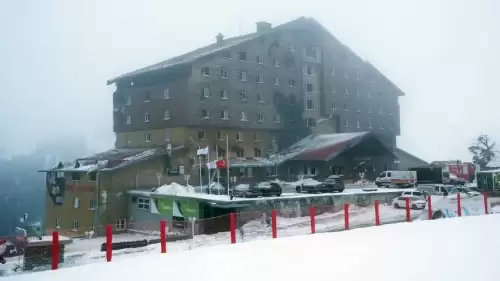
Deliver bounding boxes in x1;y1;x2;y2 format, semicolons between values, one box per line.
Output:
468;134;496;169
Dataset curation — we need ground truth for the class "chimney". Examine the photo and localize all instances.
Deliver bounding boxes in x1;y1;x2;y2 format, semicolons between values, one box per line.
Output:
216;33;224;44
256;21;272;33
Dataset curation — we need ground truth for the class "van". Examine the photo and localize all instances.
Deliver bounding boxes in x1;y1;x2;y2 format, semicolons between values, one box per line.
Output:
417;184;458;197
375;170;416;188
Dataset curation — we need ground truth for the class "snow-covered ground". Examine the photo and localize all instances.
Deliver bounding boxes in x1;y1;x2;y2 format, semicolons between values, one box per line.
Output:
5;214;500;281
1;204;420;276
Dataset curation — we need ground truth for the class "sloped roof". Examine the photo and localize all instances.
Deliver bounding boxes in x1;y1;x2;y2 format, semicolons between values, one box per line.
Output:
270;132;388;164
395;148;428;165
39;147;182;173
107;17;405;96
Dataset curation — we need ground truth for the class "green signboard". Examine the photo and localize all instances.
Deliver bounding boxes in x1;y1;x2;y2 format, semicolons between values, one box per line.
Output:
156;198;199;219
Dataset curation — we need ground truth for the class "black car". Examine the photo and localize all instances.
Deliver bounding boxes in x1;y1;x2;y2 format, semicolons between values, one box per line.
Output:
296;178;330;193
229;184;262;198
324;175;345;193
256;182;282;197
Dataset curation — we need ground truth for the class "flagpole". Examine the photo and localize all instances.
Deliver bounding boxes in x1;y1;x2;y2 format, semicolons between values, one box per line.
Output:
216;145;220;194
226;134;230;197
198;146;202;193
207;147;211;195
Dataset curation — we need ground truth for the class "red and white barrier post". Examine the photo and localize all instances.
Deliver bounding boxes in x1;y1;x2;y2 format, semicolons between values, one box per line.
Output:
405;197;411;222
106;224;112;262
160;220;167;254
271;209;278;239
374;200;380;226
229;213;236;244
344;203;350;230
484;192;489;214
51;231;59;270
457;192;462;217
309;206;316;234
427;195;433;220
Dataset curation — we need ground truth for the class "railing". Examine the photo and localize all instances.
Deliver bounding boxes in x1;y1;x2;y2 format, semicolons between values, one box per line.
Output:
0;193;491;277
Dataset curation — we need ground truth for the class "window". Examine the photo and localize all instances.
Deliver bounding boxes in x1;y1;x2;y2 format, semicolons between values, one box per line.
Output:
220;89;228;99
332;68;336;76
201;109;210;119
73;197;79;208
88;172;96;182
356;108;361;113
306;118;316;128
239;71;247;81
236;132;243;141
343;103;348;111
273;59;280;67
288;79;296;87
253;132;259;141
305;99;315;110
288;43;295;52
217;131;224;140
137;198;150;210
198;131;205;140
304;65;313;75
368;119;373;128
202;87;210;98
220;110;229;120
239;52;247;61
144;92;150;102
222;51;232;59
256;55;264;64
274;114;281;123
257;75;264;83
90;199;96;210
368;107;372;114
240;111;247;121
257;93;264;103
201;66;210;76
306;47;317;58
145;132;151;142
126;115;131;124
305;83;314;93
274;77;280;85
164;110;170;120
332;85;337;94
164;88;170;99
71;172;80;181
344;119;349;128
356;71;360;80
220;69;227;79
116;219;126;231
344;87;348;95
267;167;278;177
55;218;60;229
126;95;131;105
332;101;336;109
240;91;248;100
356;120;361;128
344;71;349;79
235;148;244;158
254;148;262;157
144;113;150;122
379;107;384;115
73;220;79;231
380;122;385;130
356;88;361;97
258;113;264;123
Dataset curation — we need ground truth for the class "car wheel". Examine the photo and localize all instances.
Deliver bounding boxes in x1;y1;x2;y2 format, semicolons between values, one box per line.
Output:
296;186;301;193
394;203;400;209
375;182;382;187
276;193;281;197
412;204;418;210
338;189;344;193
242;192;247;198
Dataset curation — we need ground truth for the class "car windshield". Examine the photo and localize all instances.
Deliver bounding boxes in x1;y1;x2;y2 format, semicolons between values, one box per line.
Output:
410;196;424;201
447;186;459;193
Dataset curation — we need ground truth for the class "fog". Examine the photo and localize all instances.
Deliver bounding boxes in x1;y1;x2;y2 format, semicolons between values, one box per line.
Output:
1;0;499;161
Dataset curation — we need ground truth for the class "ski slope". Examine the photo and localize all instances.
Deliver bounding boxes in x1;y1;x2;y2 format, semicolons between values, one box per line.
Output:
4;215;500;281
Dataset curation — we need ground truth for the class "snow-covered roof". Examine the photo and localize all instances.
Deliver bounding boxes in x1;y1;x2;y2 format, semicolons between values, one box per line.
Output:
269;132;374;164
39;147;181;173
487;158;500;168
226;157;276;168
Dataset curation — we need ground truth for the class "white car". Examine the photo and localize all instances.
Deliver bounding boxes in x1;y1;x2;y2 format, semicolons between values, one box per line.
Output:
392;196;426;210
401;190;425;198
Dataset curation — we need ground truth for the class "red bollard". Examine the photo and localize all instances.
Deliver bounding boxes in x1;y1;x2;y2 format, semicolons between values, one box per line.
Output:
229;213;236;244
484;192;489;214
374;200;380;226
51;231;59;270
160;220;167;254
309;206;316;234
405;197;411;222
271;209;277;239
457;192;462;217
427;195;433;220
106;224;112;262
344;203;350;230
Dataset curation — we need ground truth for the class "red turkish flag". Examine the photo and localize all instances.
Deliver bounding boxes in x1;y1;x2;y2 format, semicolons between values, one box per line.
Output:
216;159;227;169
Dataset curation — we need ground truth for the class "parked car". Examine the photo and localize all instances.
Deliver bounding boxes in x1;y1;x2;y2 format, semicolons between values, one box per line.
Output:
229;184;262;198
296;178;338;193
256;182;282;197
455;186;481;196
417;184;458;197
392;195;426;210
324;175;345;192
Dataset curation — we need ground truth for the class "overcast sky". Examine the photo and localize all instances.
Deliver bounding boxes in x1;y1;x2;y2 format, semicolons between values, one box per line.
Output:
0;0;498;161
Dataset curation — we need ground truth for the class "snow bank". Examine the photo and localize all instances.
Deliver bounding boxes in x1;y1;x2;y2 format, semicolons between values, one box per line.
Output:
6;215;500;281
155;182;196;196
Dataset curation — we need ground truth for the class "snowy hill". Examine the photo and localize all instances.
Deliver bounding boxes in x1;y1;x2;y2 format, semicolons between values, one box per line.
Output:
4;215;500;281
